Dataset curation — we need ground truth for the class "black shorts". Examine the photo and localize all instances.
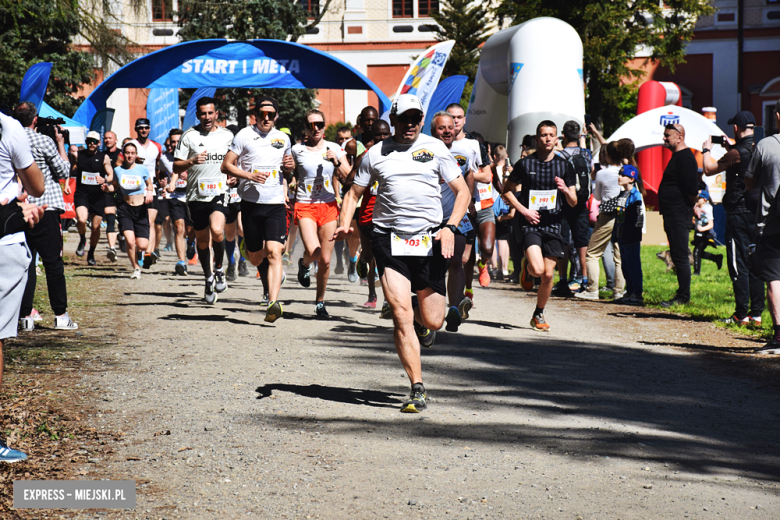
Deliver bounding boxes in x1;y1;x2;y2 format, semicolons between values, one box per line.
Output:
155;198;169;225
187;194;229;232
755;232;780;282
226;202;241;225
371;228;449;296
74;190;106;218
241;201;287;252
148;196;160;212
523;228;565;259
495;221;511;241
564;203;591;249
104;191;116;208
358;223;374;240
117;201;150;240
167;198;191;226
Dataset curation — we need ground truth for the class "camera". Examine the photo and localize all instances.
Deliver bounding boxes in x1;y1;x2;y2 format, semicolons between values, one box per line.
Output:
710;135;724;145
36;116;70;147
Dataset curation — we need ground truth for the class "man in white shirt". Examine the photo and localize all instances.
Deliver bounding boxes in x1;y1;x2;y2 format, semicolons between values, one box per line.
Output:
334;94;470;413
222;97;295;323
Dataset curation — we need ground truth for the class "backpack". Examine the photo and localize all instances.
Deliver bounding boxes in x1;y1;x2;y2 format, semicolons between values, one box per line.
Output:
562;149;591;202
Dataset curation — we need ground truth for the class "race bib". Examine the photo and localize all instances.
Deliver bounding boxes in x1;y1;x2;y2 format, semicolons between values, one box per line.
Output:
370;180;379;196
391;231;433;257
175;178;187;189
81;171;100;186
305;178;333;198
198;179;223;197
529;189;557;211
478;183;494;209
252;164;280;186
119;175;142;191
228;187;241;203
457;215;473;234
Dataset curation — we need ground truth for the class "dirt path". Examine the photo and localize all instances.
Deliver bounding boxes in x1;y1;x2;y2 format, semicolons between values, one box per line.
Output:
69;241;780;519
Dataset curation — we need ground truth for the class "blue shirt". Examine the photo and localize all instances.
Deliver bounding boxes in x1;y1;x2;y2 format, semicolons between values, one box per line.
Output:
114;165;150;197
615;186;644;245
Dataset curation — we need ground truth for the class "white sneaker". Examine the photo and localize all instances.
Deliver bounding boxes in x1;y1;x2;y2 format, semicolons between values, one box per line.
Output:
574;290;599;300
30;308;43;321
613;290;626;300
131;268;141;279
19;317;35;332
54;314;78;330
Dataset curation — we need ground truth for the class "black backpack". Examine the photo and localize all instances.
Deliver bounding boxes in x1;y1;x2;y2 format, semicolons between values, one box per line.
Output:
562;149;591;202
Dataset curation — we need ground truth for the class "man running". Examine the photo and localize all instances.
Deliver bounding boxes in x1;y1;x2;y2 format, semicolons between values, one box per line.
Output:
334;94;470;413
502;120;578;331
174;97;234;303
103;130;121;261
222;96;295;323
161;128;193;275
128;118;163;268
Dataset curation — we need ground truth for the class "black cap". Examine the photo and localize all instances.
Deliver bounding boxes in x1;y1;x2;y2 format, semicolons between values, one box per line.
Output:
726;111;756;128
135;118;151;127
255;97;278;113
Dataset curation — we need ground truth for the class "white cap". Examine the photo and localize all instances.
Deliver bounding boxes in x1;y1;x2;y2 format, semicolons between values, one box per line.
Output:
391;94;424;116
86;131;101;141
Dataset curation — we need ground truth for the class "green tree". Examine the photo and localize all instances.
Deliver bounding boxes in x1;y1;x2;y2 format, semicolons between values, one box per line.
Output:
493;0;715;133
176;0;317;136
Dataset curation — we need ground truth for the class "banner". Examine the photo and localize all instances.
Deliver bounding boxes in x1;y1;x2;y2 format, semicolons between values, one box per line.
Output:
182;88;216;131
20;63;53;108
90;108;115;151
147;88;179;146
395;40;455;115
421;75;468;136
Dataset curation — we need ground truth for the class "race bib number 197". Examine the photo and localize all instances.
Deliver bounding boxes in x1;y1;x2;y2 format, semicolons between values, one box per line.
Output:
391;231;433;257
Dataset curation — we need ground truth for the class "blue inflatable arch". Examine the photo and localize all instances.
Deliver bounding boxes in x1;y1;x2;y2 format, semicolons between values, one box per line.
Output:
73;39;392;126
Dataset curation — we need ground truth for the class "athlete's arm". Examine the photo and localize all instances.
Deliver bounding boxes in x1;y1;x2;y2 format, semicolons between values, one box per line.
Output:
174;147;208;174
436;175;470;259
472;164;492;183
502;179;539;225
220;150;266;183
103;154;114;184
332;183;367;241
333;154;351;182
343;151;366;191
556;176;578;207
144;176;154;205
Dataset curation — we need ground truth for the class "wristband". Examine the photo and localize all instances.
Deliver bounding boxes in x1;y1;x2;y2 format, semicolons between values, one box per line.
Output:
444;224;458;234
702;148;710;154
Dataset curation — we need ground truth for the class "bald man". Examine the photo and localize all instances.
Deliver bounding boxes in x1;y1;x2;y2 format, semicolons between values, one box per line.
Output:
658;123;700;307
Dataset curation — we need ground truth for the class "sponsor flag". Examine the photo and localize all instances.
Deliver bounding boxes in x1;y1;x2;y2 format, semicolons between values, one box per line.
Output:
395;40;455;115
147;88;179;145
20;62;53;108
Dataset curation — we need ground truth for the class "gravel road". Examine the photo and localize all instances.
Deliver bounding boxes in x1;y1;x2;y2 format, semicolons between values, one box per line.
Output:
73;242;780;520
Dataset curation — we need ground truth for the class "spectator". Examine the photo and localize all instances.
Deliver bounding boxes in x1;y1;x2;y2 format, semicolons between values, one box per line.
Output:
658;123;699;307
613;165;645;305
702;110;765;327
691;190;723;275
745;99;780;354
12;102;78;331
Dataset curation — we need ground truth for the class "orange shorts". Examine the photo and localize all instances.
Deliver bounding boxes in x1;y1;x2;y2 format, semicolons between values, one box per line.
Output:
294;200;339;226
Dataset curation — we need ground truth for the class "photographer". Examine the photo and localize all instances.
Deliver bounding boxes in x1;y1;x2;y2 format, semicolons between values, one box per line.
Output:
12;102;77;331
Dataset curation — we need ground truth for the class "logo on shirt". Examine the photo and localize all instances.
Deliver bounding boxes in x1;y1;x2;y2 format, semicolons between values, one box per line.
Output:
412;149;434;163
271;139;285;149
660;113;680;126
454;155;467;167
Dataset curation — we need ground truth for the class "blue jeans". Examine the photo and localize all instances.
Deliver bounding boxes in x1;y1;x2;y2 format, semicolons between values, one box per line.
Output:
619;241;643;297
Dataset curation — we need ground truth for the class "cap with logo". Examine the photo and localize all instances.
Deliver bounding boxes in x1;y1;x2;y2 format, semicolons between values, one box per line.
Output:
726;110;756;128
86;131;101;141
620;164;639;180
391;94;424;116
135;118;151;128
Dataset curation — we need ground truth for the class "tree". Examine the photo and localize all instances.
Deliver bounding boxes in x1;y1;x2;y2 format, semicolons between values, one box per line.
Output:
493;0;715;133
176;0;317;135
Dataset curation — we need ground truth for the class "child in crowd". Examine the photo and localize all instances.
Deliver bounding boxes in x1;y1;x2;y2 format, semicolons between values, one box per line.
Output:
691;190;723;275
613;165;645;306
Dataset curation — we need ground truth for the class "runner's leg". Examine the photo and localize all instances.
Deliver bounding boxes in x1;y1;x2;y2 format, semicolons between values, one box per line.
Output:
381;267;422;385
315;220;337;302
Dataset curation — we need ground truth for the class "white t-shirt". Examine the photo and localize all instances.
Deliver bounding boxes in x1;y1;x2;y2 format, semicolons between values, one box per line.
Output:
229;126;291;205
355;134;462;233
696;202;714;229
158;152;186;200
292;141;345;204
452;138;492;209
0;113;35;245
441;140;478;220
594;164;621;202
175;126;234;202
132;139;161;171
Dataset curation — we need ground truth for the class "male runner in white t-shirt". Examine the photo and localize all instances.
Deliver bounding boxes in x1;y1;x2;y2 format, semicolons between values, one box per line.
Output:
334;94;470;413
222;96;295;323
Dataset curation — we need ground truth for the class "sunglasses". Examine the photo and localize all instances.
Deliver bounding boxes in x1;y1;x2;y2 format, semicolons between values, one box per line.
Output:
664;124;680;132
397;112;423;125
136;126;150;130
85;138;99;145
308;121;325;130
258;111;276;120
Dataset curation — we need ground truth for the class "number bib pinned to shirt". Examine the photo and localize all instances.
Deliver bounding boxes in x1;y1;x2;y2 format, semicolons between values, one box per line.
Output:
81;172;100;186
457;215;473;234
305;178;333;198
529;189;557;211
228;187;241;203
119;175;142;191
391;231;433;257
478;183;494;209
175;178;187;189
198;179;223;197
252;165;279;186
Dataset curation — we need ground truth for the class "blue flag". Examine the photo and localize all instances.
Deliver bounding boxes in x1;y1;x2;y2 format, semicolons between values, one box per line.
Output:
147;88;179;146
421;75;469;136
90;108;115;151
20;63;53;108
183;88;216;131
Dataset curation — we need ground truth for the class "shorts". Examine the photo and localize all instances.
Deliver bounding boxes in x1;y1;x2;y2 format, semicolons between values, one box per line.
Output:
241;201;287;252
104;191;116;208
155;198;170;225
148;196;160;212
495;221;511;241
286;202;294;230
0;242;31;340
371;228;449;296
295;201;339;226
167;198;191;226
475;207;495;226
74;190;106;218
563;203;590;249
358;195;376;227
117;201;150;240
755;232;780;282
226;202;241;225
187;194;229;232
358;224;374;240
523;228;565;259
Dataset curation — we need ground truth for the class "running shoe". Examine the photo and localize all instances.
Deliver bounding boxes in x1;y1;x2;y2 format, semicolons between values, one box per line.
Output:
238;259;249;277
142;254;154;269
0;439;27;463
154;248;160;258
530;313;550;332
214;269;228;293
519;257;533;292
107;248;117;263
186;239;197;260
265;300;283;323
363;295;378;309
87;257;96;267
414;321;435;348
260;293;270;306
445;306;461;332
54;314;79;330
175;260;187;276
477;261;491;287
76;236;86;257
552;282;574;298
282;252;291;266
19;317;34;332
297;258;311;288
281;270;287;285
622;294;645;307
360;278;368;286
380;301;392;319
348;257;359;283
719;315;749;326
464;288;475;309
748;316;763;330
163;242;173;252
29;309;42;322
458;295;473;320
400;383;427;413
315;301;330;318
226;263;237;282
204;278;217;305
130;268;141;280
356;258;368;279
568;279;581;292
334;261;344;275
660;297;689;308
188;254;198;266
755;338;780;355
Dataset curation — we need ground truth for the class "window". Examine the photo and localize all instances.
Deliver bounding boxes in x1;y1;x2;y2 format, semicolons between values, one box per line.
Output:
152;0;173;21
765;101;779;135
393;0;413;18
299;0;318;18
418;0;438;17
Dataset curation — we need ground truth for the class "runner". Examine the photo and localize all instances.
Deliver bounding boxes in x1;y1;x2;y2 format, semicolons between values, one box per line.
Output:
173;97;234;304
221;96;295;323
224;175;242;281
430;111;478;332
103;130;121;261
160;128;193;275
502;120;578;331
334;94;470;413
106;142;154;279
126;118;163;268
71;131;113;266
291;109;351;317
